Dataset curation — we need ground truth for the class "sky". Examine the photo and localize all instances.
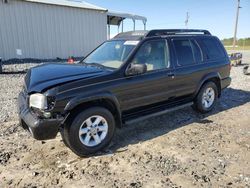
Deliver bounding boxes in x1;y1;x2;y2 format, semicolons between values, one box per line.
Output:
85;0;250;39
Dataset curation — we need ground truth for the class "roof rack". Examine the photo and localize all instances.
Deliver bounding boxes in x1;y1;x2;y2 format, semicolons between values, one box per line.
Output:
146;29;211;37
114;30;148;40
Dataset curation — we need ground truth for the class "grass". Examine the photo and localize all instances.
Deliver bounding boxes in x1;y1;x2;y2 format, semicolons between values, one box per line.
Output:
225;46;250;51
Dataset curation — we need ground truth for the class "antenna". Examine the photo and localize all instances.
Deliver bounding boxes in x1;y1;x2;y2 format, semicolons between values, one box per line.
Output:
185;12;190;29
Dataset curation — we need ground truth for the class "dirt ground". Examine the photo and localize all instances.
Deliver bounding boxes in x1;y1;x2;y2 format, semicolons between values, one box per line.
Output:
0;53;250;188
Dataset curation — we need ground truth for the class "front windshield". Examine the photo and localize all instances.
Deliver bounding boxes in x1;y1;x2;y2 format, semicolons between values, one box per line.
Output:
83;40;139;69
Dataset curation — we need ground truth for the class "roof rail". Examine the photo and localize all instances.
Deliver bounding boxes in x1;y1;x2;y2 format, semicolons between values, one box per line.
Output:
146;29;211;37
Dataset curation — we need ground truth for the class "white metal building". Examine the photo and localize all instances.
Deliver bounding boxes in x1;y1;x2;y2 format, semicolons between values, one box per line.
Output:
0;0;107;60
0;0;147;60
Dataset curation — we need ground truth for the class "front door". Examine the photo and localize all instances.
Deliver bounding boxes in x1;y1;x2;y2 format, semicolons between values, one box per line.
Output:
116;39;176;111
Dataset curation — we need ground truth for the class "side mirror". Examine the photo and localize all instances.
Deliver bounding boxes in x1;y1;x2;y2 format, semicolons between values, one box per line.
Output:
126;63;147;76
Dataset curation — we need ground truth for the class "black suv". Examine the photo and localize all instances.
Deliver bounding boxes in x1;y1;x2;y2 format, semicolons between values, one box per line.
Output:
18;29;231;156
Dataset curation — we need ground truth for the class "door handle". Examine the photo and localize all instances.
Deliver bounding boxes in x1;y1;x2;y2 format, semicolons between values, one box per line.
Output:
167;73;175;78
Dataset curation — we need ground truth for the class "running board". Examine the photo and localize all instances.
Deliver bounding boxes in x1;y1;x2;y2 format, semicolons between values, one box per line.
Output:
124;102;193;125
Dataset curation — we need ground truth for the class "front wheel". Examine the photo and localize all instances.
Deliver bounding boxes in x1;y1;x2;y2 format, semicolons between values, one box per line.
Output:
193;82;218;113
63;107;115;157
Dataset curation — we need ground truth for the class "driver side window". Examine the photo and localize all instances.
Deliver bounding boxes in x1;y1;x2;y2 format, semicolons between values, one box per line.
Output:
131;40;169;72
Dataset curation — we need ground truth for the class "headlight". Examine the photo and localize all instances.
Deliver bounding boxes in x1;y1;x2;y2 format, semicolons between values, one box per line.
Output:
29;93;47;110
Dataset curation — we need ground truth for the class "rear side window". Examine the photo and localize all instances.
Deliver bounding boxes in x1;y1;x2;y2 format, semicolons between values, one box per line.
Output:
173;39;195;66
200;38;225;60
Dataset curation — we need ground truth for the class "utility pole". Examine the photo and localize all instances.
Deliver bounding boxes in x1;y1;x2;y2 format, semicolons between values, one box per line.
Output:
233;0;242;49
185;12;189;29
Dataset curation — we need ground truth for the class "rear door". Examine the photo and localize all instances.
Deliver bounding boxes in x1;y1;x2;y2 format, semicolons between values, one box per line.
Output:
171;37;204;98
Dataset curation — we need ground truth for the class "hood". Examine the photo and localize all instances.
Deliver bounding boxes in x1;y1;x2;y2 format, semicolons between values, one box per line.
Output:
25;63;109;93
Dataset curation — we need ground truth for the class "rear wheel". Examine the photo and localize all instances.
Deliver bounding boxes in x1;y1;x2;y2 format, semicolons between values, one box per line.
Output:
193;82;218;113
62;107;115;157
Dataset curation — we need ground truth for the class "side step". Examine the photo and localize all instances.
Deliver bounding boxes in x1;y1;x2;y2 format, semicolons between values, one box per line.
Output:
124;102;193;125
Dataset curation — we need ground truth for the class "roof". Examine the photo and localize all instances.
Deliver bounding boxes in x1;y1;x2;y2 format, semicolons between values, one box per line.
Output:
108;11;147;26
21;0;107;11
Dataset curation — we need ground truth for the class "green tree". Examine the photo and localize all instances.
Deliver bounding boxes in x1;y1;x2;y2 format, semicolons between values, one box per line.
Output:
221;38;250;46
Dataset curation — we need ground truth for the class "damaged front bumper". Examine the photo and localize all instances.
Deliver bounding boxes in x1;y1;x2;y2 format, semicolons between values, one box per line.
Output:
18;91;64;140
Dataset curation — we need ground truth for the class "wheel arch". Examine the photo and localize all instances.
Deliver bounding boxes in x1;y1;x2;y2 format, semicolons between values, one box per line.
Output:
64;92;122;128
195;73;222;98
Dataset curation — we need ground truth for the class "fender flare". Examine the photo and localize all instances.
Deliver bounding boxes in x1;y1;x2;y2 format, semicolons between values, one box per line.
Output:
194;72;221;97
64;91;122;126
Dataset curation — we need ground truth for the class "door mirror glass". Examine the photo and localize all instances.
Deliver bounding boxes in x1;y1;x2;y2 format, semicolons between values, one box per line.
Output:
126;63;147;76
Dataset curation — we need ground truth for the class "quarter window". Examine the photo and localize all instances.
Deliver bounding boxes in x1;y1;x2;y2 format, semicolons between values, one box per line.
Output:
200;38;225;60
131;40;169;72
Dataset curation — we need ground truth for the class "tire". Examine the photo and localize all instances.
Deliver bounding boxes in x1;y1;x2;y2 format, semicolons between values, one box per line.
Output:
63;107;115;157
60;127;70;148
193;82;218;113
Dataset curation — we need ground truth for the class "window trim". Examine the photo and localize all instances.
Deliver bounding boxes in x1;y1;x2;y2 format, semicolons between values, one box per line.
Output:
190;39;204;63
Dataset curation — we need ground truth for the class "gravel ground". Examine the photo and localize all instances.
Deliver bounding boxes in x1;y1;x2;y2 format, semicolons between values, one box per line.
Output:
0;53;250;188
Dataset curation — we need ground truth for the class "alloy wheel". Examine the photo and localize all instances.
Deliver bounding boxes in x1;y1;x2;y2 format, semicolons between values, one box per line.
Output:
78;115;108;147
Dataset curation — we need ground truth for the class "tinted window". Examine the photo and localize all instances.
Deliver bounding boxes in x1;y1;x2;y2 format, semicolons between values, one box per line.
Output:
200;38;225;60
132;40;169;71
173;39;195;66
191;40;202;62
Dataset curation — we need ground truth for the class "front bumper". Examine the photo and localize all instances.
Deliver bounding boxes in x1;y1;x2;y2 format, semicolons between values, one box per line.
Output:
221;77;231;90
18;92;63;140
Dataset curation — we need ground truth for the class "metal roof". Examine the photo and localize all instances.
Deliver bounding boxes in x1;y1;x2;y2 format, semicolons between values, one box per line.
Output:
21;0;107;11
107;11;147;25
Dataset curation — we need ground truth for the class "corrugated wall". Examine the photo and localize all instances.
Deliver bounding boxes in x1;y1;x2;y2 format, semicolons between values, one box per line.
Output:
0;0;107;60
